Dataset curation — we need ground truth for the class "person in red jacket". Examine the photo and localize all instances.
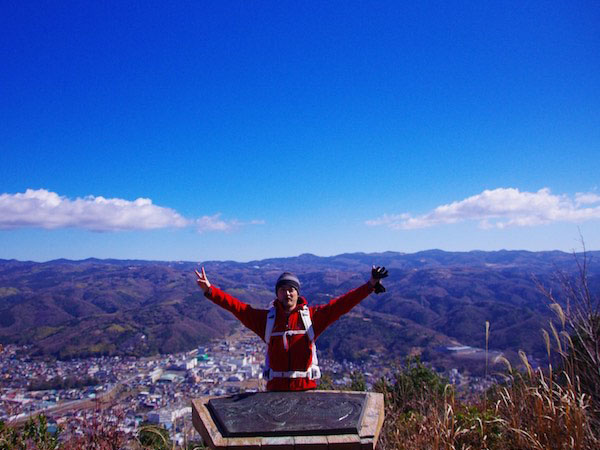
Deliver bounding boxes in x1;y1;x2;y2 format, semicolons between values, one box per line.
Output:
194;266;388;391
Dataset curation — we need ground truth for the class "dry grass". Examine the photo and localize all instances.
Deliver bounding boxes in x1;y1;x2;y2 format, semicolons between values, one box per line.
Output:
377;248;599;450
377;347;597;450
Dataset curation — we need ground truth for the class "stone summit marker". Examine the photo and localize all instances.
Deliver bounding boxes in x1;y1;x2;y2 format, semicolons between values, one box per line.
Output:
210;391;366;437
192;390;385;450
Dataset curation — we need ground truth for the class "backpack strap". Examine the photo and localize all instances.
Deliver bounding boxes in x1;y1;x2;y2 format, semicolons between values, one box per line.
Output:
298;305;315;342
300;305;320;379
264;306;276;343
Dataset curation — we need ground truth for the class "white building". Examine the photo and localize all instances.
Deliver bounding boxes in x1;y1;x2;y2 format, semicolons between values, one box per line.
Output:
150;368;163;383
147;406;191;426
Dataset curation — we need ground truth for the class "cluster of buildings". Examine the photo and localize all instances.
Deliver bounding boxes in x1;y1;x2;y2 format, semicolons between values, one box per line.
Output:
0;328;494;445
0;328;267;445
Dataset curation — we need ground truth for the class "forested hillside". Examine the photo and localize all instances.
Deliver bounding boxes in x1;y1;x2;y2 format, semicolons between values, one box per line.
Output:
1;250;598;370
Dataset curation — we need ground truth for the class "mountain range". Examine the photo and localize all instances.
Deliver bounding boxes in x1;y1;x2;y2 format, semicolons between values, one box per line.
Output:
1;250;598;373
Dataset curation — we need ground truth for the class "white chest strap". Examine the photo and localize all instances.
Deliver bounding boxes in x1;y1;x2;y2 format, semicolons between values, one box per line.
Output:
263;305;321;381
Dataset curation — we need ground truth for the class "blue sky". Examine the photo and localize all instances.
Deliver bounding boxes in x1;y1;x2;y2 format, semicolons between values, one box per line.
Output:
1;1;599;262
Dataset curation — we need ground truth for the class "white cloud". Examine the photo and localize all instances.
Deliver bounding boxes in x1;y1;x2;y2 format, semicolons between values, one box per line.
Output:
195;214;232;232
366;188;600;230
575;192;600;206
0;189;263;233
195;215;266;233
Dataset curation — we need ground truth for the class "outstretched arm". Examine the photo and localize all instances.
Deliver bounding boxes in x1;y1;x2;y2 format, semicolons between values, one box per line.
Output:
194;267;266;339
311;266;389;337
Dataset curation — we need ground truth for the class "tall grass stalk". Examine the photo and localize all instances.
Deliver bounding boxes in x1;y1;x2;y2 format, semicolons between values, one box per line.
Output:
376;246;598;449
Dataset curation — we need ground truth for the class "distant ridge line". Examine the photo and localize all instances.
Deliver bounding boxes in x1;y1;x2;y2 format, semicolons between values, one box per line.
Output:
1;248;596;265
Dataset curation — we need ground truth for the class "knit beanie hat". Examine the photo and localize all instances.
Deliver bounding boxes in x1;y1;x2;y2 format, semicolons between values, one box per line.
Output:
275;272;300;294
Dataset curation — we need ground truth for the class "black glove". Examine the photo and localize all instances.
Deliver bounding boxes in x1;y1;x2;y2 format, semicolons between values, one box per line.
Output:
374;282;386;294
371;266;388;280
371;266;388;294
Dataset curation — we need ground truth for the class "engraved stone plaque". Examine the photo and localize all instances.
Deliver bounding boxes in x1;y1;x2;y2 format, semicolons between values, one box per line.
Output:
207;391;366;437
191;391;385;450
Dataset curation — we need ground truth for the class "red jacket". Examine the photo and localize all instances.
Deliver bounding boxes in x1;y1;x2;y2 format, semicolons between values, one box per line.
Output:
205;282;374;391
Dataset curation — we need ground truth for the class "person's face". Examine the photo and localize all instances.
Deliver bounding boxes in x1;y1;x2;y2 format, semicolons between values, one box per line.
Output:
276;284;299;312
